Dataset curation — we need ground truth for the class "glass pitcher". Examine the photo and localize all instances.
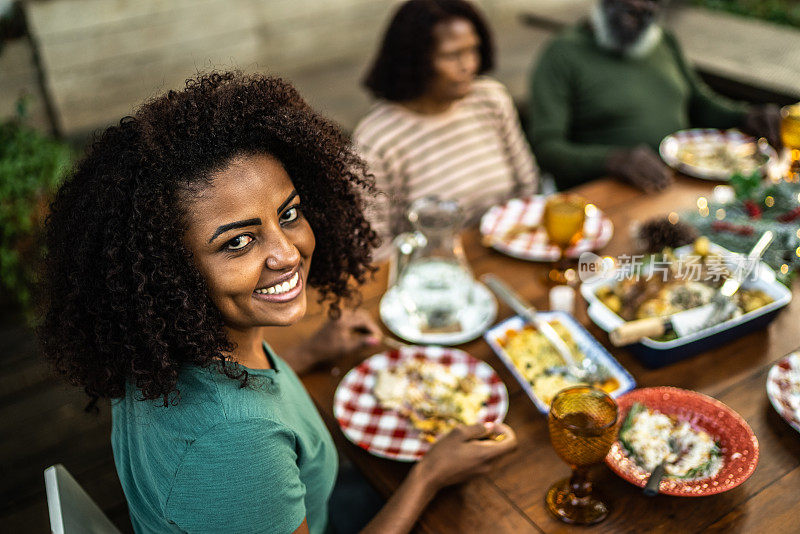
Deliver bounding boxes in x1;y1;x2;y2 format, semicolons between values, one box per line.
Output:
388;197;475;333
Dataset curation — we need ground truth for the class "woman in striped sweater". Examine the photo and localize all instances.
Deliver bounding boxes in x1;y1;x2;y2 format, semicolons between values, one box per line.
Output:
354;0;539;258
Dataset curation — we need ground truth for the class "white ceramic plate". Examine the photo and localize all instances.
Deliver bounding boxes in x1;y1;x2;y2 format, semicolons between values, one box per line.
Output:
766;351;800;434
659;129;777;181
379;281;497;345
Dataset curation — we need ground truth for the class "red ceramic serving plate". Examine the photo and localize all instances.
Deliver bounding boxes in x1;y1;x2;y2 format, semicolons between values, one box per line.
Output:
605;387;759;496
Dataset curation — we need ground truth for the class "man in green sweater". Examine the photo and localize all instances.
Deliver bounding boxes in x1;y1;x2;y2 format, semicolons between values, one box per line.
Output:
529;0;781;191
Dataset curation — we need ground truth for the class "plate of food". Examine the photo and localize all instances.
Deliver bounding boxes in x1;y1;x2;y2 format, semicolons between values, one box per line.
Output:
659;129;776;181
333;346;508;461
766;350;800;433
479;195;613;261
484;311;635;413
606;387;759;496
582;239;792;367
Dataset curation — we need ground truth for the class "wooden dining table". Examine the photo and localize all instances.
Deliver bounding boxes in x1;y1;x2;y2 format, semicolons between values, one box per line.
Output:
264;176;800;533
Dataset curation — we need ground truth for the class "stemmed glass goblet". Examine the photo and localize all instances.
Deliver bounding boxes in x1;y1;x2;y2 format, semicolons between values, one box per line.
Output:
546;386;619;525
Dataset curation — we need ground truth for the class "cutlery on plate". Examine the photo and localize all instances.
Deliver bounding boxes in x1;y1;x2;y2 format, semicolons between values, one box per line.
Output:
643;460;667;497
610;231;773;346
644;435;678;497
481;274;607;382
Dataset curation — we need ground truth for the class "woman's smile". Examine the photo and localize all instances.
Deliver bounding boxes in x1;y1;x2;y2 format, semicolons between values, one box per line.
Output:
253;270;303;302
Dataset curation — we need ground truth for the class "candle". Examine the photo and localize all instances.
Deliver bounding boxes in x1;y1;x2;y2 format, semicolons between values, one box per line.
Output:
549;285;576;315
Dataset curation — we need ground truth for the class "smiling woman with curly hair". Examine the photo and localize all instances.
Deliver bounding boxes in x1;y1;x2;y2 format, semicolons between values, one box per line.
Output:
38;72;516;534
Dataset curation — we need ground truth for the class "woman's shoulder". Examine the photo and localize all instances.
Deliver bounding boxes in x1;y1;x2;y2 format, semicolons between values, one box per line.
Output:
467;76;515;114
180;364;289;424
116;365;285;438
469;77;512;101
353;100;416;153
472;76;509;93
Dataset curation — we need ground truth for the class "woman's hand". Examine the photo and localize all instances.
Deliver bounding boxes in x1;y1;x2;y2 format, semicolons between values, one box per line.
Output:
361;422;517;534
284;308;382;373
309;308;383;362
413;422;518;492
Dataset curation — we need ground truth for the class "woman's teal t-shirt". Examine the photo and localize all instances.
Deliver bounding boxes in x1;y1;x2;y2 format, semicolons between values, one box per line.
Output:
111;343;338;533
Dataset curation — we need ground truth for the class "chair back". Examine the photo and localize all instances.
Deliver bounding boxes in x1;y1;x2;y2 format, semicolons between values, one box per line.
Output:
44;464;122;534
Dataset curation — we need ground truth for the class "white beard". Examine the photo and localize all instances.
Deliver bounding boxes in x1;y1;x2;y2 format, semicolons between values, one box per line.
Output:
590;2;663;58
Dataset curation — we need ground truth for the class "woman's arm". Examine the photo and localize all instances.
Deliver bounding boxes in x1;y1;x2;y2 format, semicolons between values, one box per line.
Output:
166;420;309;532
292;518;310;534
361;423;517;534
279;309;382;375
360;461;437;534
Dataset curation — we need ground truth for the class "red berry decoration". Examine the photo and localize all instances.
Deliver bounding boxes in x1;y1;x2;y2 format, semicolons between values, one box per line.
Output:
743;200;762;220
711;221;754;236
777;206;800;223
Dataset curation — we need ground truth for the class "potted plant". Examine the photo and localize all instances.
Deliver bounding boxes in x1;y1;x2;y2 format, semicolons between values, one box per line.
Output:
0;98;72;321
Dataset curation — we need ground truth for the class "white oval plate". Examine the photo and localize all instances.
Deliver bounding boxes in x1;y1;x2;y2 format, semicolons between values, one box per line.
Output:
766;351;800;434
659;128;776;181
379;281;497;345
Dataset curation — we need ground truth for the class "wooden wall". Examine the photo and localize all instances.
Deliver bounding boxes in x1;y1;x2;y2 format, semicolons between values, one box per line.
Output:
22;0;538;137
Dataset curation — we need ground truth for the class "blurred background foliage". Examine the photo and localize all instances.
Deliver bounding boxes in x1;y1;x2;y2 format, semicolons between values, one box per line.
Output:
0;97;73;317
690;0;800;28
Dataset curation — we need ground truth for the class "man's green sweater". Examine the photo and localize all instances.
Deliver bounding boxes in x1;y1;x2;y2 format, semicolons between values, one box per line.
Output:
529;23;748;189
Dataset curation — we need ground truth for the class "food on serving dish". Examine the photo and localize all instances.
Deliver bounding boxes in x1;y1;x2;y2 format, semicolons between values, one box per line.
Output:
595;238;773;334
497;322;619;406
373;358;489;441
767;352;800;434
676;139;767;175
774;353;800;397
618;403;723;479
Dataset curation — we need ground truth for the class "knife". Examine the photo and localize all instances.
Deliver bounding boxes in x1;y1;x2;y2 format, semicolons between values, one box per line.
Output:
481;274;579;369
610;231;773;346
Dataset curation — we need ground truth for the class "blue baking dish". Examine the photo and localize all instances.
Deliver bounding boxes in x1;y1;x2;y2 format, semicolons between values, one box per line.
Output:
580;244;793;368
484;311;636;413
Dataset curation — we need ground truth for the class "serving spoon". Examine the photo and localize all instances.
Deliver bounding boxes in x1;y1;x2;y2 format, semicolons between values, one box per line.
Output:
481;274;608;383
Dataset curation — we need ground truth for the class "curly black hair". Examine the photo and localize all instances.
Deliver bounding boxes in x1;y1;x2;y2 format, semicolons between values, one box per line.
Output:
38;72;379;406
363;0;495;102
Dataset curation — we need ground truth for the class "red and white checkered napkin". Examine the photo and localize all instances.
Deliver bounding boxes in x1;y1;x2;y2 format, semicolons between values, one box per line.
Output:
767;351;800;434
479;195;613;261
333;346;509;462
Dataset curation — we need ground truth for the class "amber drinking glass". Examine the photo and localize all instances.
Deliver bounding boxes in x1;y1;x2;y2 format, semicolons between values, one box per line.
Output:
781;103;800;182
543;194;586;284
546;386;619;525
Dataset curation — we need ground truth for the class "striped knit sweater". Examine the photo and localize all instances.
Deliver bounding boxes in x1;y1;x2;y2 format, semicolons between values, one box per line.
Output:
353;77;538;257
